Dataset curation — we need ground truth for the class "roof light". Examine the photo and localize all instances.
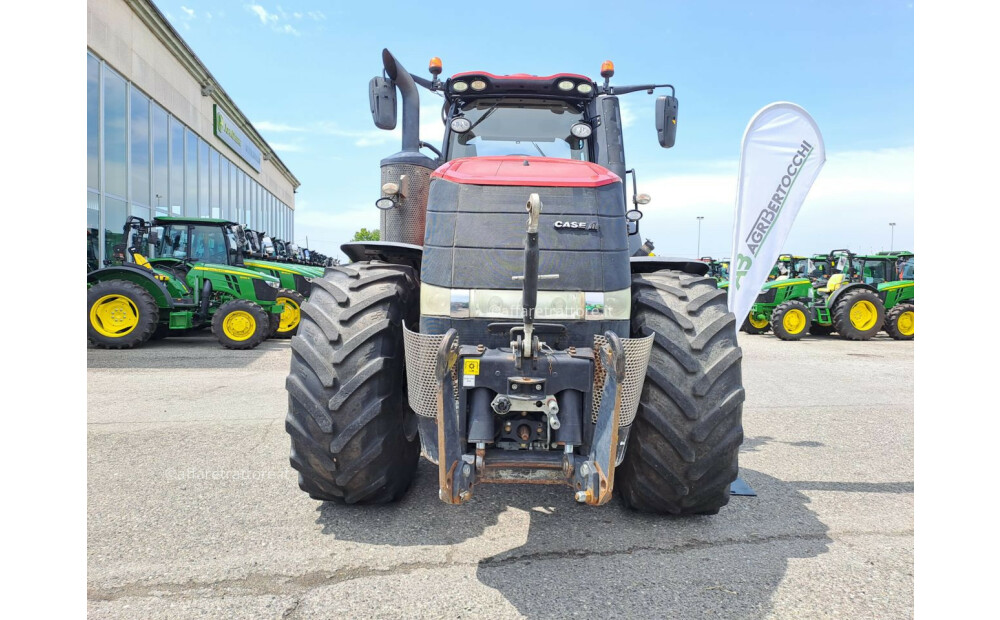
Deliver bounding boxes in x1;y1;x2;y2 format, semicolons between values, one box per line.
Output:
429;57;442;76
577;83;593;94
470;79;487;91
452;81;469;93
601;60;615;78
570;122;592;139
557;80;575;91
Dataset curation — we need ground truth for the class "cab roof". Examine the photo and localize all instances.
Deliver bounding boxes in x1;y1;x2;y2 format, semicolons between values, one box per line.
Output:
154;216;236;225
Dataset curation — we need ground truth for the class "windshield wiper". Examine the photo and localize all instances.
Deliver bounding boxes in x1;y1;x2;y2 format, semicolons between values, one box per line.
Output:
468;101;503;132
531;142;546;157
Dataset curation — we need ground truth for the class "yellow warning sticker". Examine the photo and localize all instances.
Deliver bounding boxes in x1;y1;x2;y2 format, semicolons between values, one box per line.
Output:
464;359;480;376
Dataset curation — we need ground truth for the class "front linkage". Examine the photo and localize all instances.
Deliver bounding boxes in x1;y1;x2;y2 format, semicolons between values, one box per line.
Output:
411;195;651;506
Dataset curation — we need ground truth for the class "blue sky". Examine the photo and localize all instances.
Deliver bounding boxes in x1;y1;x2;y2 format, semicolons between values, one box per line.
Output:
161;1;913;260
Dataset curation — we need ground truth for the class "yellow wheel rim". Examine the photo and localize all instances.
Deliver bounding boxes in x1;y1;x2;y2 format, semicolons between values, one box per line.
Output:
748;314;769;329
849;300;878;331
782;308;806;334
897;310;914;336
276;296;301;333
90;294;139;338
222;310;256;341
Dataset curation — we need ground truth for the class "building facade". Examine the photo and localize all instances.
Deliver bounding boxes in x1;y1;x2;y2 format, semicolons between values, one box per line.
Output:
87;0;300;269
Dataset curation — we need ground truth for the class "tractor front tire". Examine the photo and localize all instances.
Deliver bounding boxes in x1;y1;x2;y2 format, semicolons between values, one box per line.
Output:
618;270;745;515
211;299;270;349
770;300;812;341
87;280;159;349
885;303;914;340
285;262;420;504
273;289;305;339
741;314;771;335
833;289;885;341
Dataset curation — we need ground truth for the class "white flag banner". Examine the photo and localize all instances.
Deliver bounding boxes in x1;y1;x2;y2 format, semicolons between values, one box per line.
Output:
728;102;826;324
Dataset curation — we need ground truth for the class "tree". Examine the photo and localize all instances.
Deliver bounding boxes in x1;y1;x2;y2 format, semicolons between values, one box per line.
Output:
352;227;380;241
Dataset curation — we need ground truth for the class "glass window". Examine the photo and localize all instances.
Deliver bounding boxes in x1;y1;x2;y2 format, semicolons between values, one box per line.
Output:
244;173;251;226
104;197;127;261
88;191;101;271
448;98;591;161
190;225;229;264
220;158;230;220
103;69;128;198
131;203;150;222
87;54;100;191
184;129;198;216
169;117;184;215
198;140;209;217
130;86;150;207
157;224;189;260
152;104;168;215
210;148;220;218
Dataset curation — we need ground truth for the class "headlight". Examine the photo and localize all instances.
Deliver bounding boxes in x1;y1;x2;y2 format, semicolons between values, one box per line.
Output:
451;81;469;93
470;79;487;91
576;83;593;94
421;282;453;317
570;122;592;139
557;80;575;91
450;117;472;133
585;289;631;320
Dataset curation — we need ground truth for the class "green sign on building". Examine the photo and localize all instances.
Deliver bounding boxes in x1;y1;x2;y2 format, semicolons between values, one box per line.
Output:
214;104;262;172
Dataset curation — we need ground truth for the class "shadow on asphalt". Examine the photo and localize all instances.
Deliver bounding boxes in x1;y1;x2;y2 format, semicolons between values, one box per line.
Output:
86;331;289;369
741;435;826;452
313;460;830;618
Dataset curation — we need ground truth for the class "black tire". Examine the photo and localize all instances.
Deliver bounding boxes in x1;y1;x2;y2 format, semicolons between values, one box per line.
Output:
273;289;306;339
833;289;885;341
285;262;420;504
211;299;270;350
770;300;812;341
267;313;281;338
740;314;771;334
618;270;745;515
87;280;159;349
809;323;835;336
884;303;914;340
150;323;171;340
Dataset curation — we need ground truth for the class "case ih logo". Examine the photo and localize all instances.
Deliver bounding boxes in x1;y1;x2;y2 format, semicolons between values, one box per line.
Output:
554;221;598;231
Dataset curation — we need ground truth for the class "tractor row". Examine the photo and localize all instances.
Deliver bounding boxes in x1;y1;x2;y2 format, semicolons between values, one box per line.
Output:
86;216;325;350
704;250;913;341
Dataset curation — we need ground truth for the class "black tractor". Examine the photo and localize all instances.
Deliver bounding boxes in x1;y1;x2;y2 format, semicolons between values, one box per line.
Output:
285;51;744;515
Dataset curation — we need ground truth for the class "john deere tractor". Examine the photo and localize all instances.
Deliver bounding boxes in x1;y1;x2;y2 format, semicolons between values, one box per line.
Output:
740;254;816;335
87;216;283;349
284;50;745;515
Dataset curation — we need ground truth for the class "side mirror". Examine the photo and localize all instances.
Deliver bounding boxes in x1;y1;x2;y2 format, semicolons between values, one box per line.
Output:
147;231;159;246
655;95;678;148
369;76;397;130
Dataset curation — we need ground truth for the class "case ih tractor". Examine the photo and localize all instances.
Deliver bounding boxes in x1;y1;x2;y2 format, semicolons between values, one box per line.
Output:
87;216;283;350
285;51;745;515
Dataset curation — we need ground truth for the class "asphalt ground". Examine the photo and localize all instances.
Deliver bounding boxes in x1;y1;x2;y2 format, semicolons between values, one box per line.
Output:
87;330;913;619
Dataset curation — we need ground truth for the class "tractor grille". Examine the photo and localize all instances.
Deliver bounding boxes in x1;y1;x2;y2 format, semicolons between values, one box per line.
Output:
402;323;457;418
591;333;654;427
380;163;433;245
756;289;776;304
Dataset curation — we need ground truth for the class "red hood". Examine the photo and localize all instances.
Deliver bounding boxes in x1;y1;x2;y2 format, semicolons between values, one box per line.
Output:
432;157;620;188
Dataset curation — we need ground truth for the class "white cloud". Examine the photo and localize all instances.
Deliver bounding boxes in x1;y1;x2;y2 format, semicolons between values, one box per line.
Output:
268;142;303;152
635;147;914;258
307;11;325;20
279;23;300;36
254;121;305;133
180;5;195;18
247;4;277;24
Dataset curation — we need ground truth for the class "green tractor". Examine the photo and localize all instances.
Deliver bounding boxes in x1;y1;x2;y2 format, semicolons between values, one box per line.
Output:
238;227;324;338
872;251;914;340
87;216;284;350
740;254;819;335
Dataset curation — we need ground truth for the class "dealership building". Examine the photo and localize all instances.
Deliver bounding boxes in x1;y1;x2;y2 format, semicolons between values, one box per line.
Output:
87;0;300;268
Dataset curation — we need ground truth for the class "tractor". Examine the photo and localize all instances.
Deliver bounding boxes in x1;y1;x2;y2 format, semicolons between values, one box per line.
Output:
862;251;914;340
284;50;745;515
740;254;816;335
87;216;283;349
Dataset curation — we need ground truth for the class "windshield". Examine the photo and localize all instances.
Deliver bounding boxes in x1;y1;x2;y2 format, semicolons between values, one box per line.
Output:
853;258;889;284
155;224;230;264
448;98;590;161
899;257;914;279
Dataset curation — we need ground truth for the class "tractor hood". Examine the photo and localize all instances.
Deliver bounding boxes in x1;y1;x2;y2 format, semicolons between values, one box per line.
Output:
243;259;320;278
190;263;280;284
761;277;811;291
432;156;620;188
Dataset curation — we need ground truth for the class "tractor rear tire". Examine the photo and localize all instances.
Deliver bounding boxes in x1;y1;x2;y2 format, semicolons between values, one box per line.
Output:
740;314;771;334
273;289;305;339
885;303;914;340
87;280;159;349
770;300;812;341
211;299;270;349
833;289;885;341
618;270;745;516
285;262;420;504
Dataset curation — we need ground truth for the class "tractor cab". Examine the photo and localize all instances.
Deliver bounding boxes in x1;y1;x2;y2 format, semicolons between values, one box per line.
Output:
145;217;245;273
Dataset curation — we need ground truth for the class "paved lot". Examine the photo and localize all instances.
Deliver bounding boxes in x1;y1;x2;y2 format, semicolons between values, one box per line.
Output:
88;330;913;619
